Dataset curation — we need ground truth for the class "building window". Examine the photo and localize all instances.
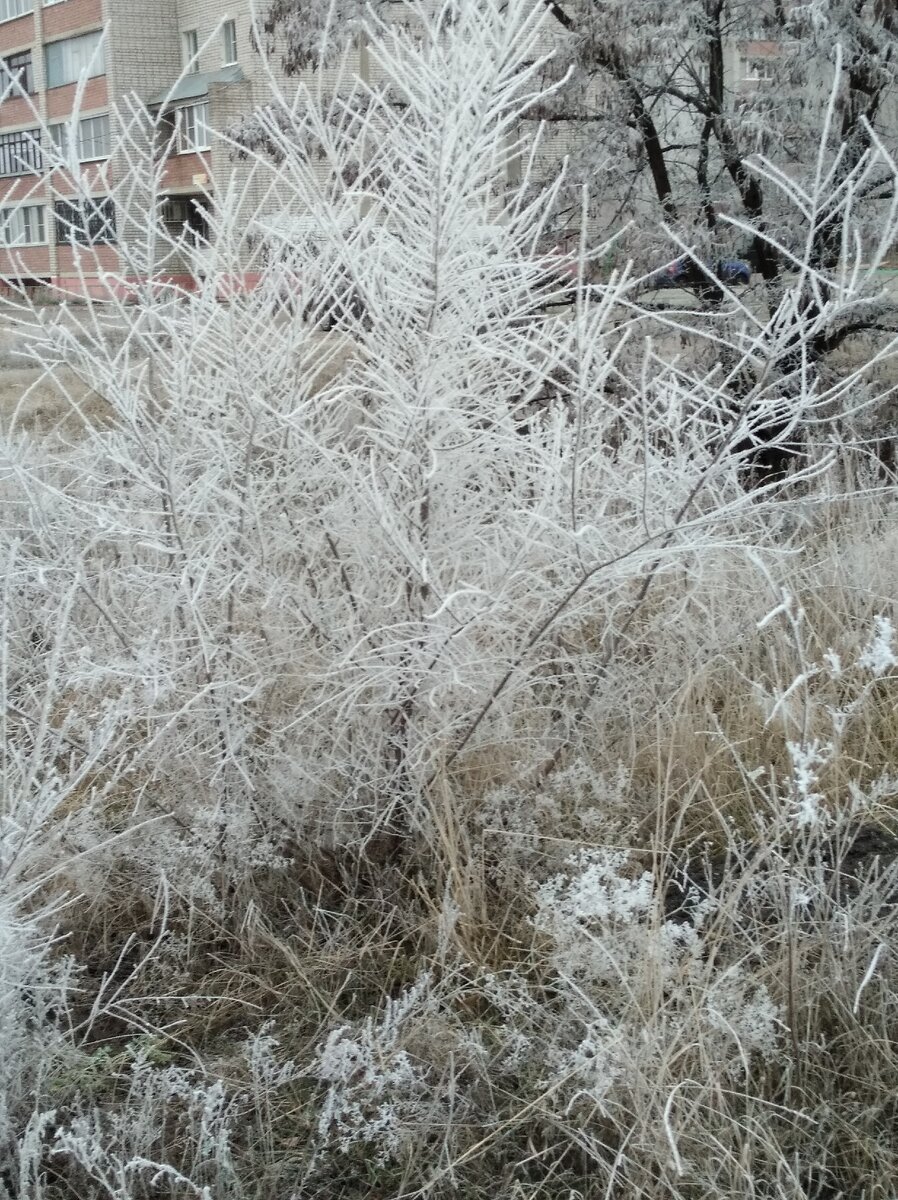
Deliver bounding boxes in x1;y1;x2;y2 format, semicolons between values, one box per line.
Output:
0;204;45;245
45;30;105;89
49;113;110;162
0;127;41;176
161;193;211;247
740;54;775;83
0;0;33;22
183;29;199;73
1;50;34;95
222;19;237;65
165;101;211;154
73;112;109;159
54;196;116;245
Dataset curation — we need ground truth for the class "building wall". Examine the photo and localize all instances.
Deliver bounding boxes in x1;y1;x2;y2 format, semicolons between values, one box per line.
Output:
0;10;33;56
0;91;36;125
0;0;113;287
0;173;43;201
0;0;438;294
0;242;50;276
0;0;186;293
44;0;103;38
106;0;179;105
102;0;279;288
1;2;51;280
172;1;247;76
45;73;106;117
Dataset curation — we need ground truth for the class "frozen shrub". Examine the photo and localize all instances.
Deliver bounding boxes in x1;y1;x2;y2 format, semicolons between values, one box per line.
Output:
1;0;896;888
309;971;436;1161
857;615;898;678
0;897;76;1191
50;1054;241;1200
531;848;783;1088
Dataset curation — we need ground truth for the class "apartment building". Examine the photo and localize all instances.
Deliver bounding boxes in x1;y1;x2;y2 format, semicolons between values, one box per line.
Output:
0;0;295;296
0;0;569;299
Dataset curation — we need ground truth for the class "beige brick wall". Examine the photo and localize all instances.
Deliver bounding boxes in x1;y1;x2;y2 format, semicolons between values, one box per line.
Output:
106;0;180;112
170;0;248;77
164;2;368;265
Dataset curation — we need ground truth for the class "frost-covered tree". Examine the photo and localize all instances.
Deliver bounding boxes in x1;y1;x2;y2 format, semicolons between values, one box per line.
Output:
0;0;896;871
534;0;898;281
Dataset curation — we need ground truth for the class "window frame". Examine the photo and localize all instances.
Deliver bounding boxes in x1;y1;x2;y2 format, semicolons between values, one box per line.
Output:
222;19;237;65
744;60;774;82
44;30;105;90
1;49;34;96
161;193;211;248
0;204;46;246
739;49;777;84
0;126;42;176
77;112;109;160
183;29;199;74
50;112;110;163
0;0;33;24
53;196;116;246
166;101;211;155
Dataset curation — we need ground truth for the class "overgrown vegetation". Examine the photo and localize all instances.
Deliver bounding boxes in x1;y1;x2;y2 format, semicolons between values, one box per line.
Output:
2;0;898;1196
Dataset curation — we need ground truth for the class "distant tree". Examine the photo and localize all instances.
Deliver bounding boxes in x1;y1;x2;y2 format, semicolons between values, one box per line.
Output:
526;1;898;283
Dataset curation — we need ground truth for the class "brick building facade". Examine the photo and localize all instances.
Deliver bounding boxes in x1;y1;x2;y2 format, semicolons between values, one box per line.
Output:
0;0;317;297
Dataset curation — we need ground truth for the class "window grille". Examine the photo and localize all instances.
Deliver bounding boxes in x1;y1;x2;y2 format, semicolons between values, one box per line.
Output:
0;127;41;176
54;196;116;245
1;50;34;95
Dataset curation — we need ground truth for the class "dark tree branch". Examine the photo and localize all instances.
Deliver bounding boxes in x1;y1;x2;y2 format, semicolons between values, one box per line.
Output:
697;118;716;231
538;0;575;30
538;0;678;221
645;83;713;116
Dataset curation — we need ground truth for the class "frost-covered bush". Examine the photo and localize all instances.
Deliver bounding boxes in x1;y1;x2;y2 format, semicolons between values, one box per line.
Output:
310;971;437;1161
47;1055;242;1200
286;604;898;1192
0;898;76;1192
1;0;896;890
530;847;782;1118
